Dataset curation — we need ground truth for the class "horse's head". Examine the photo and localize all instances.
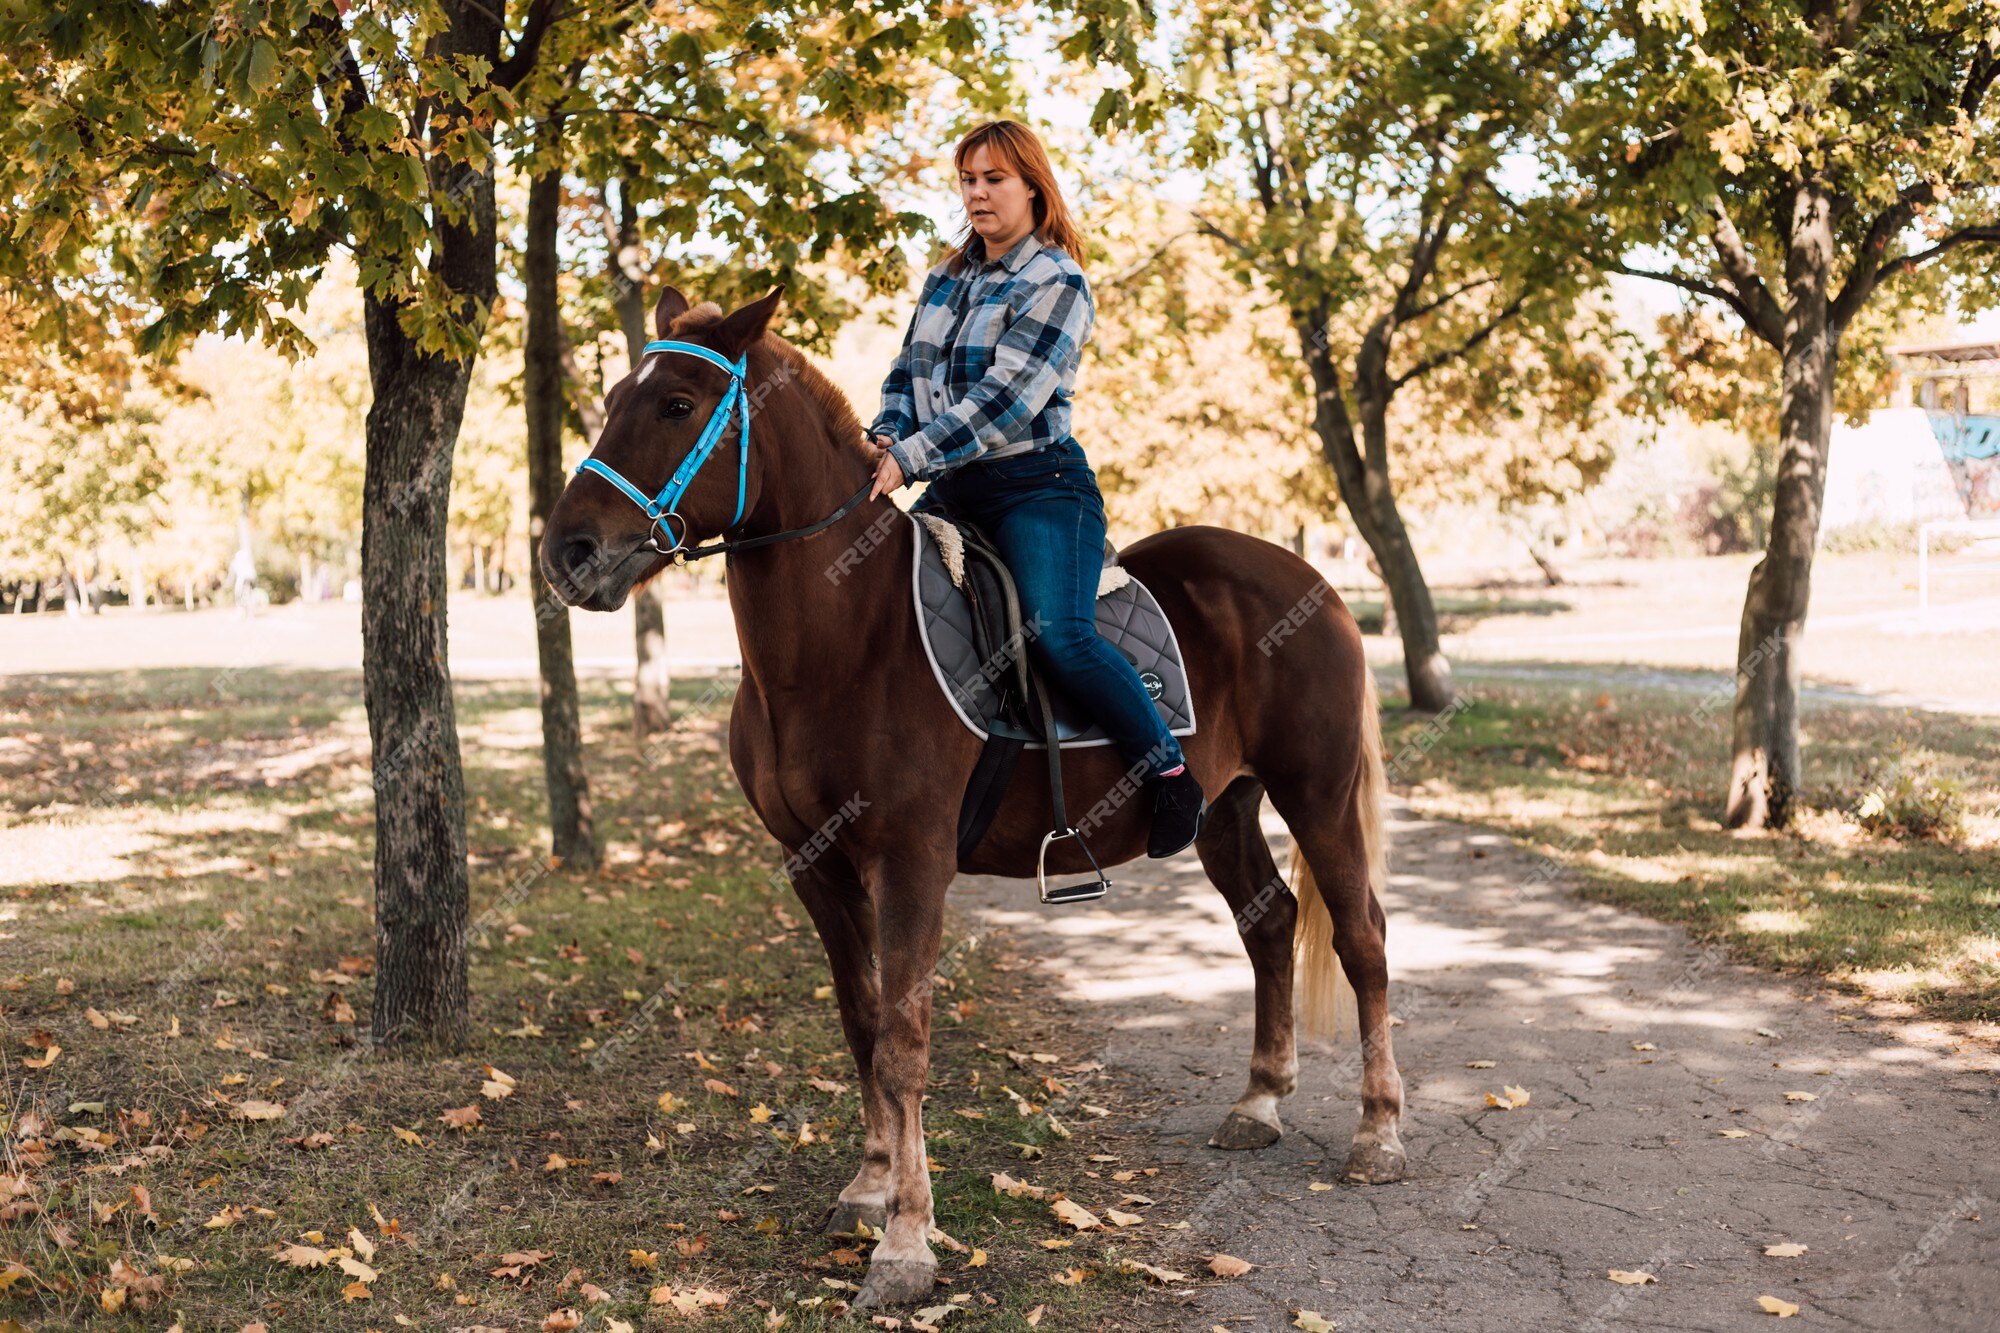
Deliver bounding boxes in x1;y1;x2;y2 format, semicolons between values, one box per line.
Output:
540;283;786;611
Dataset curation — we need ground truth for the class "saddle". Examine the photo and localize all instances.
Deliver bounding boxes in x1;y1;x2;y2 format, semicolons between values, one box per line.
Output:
908;512;1197;903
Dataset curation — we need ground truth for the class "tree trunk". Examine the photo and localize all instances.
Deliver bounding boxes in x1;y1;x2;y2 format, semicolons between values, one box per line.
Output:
526;163;600;870
1724;185;1837;831
361;292;476;1049
1299;326;1456;711
613;179;673;737
363;0;507;1048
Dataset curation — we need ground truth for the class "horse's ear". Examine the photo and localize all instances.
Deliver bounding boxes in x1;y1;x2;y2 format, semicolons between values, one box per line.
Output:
653;286;690;339
713;285;785;360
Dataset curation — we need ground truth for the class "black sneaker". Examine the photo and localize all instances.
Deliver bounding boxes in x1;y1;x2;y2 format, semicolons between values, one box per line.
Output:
1145;769;1206;858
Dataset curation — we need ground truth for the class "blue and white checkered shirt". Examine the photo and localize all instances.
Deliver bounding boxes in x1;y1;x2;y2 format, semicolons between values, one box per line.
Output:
870;230;1095;483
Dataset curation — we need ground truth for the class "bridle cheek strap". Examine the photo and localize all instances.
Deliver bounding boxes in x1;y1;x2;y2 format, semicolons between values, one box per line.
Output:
573;339;750;551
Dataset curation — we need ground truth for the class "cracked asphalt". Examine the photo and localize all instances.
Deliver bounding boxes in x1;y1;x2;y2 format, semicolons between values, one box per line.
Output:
951;795;1998;1331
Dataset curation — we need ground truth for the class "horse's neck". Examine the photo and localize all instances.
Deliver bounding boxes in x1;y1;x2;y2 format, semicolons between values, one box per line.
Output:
724;436;912;693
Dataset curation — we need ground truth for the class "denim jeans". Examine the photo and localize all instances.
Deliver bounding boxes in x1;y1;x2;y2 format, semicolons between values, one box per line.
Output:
913;438;1184;779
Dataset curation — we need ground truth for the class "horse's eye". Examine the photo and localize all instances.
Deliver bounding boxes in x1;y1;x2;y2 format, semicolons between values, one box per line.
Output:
660;398;694;421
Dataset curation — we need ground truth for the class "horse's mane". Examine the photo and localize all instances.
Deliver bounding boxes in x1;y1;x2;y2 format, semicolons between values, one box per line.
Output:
674;301;874;468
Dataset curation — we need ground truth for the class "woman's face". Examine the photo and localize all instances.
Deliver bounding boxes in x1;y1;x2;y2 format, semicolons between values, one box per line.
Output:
959;144;1037;251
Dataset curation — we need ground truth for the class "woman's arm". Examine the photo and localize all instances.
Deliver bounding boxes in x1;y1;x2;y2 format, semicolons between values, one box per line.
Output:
868;268;940;445
886;270;1092;483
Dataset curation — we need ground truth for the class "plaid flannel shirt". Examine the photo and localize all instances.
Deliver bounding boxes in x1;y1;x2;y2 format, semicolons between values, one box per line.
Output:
870;230;1095;483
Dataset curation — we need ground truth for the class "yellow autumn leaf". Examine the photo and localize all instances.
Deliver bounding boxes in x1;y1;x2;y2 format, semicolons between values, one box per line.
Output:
1764;1243;1808;1258
1757;1295;1800;1317
1295;1313;1336;1332
1208;1254;1254;1278
1783;1091;1817;1103
1104;1209;1143;1227
748;1104;773;1124
481;1067;517;1100
338;1255;379;1283
1050;1198;1100;1230
966;1249;988;1269
1484;1085;1531;1110
1607;1270;1655;1285
235;1100;286;1122
1719;1129;1751;1139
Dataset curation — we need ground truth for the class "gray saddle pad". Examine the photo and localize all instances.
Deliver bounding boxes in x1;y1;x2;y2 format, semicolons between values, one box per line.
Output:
908;512;1197;748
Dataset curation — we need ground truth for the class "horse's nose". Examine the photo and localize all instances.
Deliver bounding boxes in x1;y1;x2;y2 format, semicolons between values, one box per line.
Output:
558;532;602;582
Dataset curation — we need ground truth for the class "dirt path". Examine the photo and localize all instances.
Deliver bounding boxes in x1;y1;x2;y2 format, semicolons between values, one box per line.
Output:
951;796;1998;1331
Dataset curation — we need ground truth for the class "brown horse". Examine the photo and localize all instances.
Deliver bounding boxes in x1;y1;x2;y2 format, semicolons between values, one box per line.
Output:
540;285;1405;1307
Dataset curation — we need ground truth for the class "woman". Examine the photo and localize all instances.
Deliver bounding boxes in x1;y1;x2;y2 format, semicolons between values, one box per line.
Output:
863;120;1206;860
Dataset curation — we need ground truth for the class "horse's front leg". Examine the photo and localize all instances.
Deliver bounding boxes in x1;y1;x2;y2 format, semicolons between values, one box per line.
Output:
788;854;893;1233
852;849;951;1309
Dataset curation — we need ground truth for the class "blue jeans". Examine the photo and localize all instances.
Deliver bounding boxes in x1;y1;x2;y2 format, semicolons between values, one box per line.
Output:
913;439;1184;779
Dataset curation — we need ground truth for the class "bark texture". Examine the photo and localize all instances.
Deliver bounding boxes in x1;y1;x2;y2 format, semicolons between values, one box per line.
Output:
610;181;673;737
525;163;599;868
1723;185;1837;830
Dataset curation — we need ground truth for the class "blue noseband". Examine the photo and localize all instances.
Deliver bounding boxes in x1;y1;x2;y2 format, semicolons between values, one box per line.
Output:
573;339;750;553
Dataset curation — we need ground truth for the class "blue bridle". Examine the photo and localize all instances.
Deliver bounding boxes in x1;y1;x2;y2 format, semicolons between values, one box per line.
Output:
572;339;750;555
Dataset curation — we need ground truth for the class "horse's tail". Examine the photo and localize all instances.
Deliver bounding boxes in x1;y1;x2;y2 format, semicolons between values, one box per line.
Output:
1293;665;1383;1042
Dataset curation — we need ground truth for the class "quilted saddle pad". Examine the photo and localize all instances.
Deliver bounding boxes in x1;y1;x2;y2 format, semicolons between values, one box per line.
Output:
908;511;1197;747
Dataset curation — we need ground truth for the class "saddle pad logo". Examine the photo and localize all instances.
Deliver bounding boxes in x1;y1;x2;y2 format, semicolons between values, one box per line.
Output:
1138;670;1165;701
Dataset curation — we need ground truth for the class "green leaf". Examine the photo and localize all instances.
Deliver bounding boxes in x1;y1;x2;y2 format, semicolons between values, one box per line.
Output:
246;39;279;95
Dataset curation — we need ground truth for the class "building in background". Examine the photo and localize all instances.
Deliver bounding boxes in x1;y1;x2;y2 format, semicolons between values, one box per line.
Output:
1825;335;2000;531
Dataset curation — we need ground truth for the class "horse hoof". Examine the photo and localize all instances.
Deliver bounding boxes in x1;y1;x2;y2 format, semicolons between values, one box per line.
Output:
1208;1110;1282;1151
821;1200;887;1236
1343;1137;1407;1184
853;1258;938;1309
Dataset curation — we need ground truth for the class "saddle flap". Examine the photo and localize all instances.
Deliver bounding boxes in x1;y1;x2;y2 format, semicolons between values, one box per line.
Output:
909;511;1197;751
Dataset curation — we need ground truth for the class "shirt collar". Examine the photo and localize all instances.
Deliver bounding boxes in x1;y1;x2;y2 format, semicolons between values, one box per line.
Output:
979;229;1043;273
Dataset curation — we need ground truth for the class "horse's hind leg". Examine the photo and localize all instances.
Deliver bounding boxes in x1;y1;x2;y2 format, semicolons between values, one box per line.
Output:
1196;775;1301;1151
788;855;893;1233
1264;746;1407;1184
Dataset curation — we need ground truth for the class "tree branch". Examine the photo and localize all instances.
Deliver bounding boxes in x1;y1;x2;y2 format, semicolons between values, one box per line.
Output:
1390;290;1529;391
493;0;561;90
1706;198;1785;343
1606;261;1778;346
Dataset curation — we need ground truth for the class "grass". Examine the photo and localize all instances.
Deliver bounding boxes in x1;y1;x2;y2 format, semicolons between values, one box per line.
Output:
0;668;1202;1330
1382;669;2000;1026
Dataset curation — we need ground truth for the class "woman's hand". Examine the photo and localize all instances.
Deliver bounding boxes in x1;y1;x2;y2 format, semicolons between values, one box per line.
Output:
867;434;906;500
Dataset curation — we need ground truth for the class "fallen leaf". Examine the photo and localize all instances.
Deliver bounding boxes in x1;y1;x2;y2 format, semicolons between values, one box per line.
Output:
1050;1199;1100;1231
338;1255;379;1283
1719;1129;1751;1139
628;1250;659;1270
234;1100;286;1122
1120;1260;1187;1284
966;1249;987;1269
1764;1243;1808;1258
1308;1182;1335;1192
393;1127;425;1145
1104;1209;1143;1227
1295;1313;1336;1332
439;1105;482;1131
1758;1295;1800;1318
990;1171;1044;1199
1783;1092;1817;1103
275;1244;333;1269
1607;1270;1655;1285
1484;1086;1531;1110
703;1078;739;1098
1465;1060;1496;1069
482;1068;518;1100
1208;1254;1254;1278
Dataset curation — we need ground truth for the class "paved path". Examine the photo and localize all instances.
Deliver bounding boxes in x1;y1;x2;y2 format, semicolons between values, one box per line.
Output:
952;797;1998;1331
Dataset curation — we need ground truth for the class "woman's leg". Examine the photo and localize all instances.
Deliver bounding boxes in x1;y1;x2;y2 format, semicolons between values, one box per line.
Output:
979;475;1184;780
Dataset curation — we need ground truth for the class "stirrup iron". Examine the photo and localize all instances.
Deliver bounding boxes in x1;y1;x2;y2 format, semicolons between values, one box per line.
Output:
1037;826;1111;905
